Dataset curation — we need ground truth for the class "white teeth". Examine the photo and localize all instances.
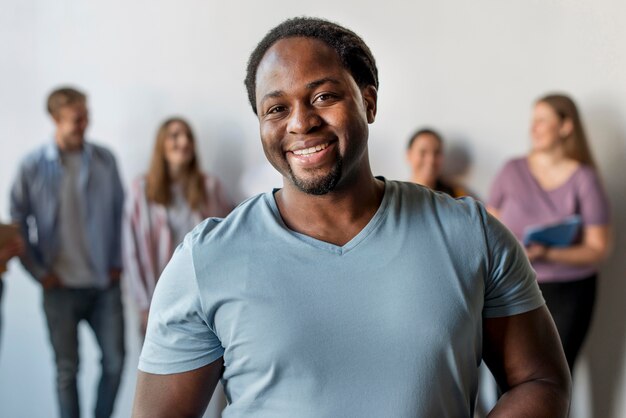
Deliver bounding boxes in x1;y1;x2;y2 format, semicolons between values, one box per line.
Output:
293;142;329;156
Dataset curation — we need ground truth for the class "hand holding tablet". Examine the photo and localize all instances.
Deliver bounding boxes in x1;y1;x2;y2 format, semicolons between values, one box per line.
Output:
523;215;582;247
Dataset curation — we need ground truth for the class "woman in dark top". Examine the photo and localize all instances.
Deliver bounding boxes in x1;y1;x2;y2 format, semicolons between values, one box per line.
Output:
406;128;467;197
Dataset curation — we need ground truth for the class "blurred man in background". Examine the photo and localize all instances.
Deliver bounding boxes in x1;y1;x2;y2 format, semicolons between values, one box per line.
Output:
10;87;125;418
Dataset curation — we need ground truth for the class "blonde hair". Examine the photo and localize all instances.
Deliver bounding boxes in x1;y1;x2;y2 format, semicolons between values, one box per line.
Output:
145;117;207;211
537;93;596;168
47;87;86;117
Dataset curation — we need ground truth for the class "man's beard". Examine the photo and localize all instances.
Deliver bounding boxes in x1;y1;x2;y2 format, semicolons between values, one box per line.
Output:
288;158;343;196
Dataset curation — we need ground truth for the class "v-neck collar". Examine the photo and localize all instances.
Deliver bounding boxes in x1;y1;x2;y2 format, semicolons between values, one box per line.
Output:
264;177;391;255
523;157;582;193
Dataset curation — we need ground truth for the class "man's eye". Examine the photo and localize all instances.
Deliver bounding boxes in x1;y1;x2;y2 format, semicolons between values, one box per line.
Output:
316;93;334;102
267;106;286;114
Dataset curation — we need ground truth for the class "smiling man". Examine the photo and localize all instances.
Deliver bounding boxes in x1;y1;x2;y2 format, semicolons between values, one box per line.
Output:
133;17;570;417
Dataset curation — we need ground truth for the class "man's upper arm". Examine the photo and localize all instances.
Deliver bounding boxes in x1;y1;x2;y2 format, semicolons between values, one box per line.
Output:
483;307;571;417
483;306;569;390
478;203;571;415
9;160;46;280
133;357;224;418
135;228;226;415
138;233;225;374
10;162;30;223
480;204;544;318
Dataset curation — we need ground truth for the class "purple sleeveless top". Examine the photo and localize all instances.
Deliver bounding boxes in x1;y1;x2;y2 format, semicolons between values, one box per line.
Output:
488;157;610;283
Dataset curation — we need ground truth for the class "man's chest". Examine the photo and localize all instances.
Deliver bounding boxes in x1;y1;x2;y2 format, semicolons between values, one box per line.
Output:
203;245;485;375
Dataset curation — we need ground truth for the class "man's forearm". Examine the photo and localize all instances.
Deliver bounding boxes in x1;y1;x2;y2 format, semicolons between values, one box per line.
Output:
11;215;46;281
488;378;570;418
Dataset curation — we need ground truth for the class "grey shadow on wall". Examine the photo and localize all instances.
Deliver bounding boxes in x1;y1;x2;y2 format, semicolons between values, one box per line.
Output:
442;139;473;178
581;99;626;418
440;137;481;200
197;119;246;204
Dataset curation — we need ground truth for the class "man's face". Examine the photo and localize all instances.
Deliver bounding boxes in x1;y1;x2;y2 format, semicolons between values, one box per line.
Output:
53;102;88;151
255;37;377;195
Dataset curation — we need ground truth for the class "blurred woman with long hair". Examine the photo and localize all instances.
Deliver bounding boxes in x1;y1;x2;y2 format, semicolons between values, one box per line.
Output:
488;94;611;374
124;117;233;334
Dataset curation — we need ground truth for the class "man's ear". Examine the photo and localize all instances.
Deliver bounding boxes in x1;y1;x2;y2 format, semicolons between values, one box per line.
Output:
361;85;378;124
560;118;574;138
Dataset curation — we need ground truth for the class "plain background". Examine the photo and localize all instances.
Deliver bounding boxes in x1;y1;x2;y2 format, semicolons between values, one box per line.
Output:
1;1;625;417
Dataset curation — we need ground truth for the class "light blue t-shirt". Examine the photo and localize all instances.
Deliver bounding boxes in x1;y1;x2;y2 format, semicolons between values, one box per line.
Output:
139;179;544;418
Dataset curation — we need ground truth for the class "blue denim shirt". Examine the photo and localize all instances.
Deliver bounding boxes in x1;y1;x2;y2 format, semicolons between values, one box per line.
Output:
10;141;124;288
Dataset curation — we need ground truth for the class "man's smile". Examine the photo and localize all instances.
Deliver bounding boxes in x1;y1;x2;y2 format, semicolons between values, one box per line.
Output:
286;141;337;168
291;142;330;156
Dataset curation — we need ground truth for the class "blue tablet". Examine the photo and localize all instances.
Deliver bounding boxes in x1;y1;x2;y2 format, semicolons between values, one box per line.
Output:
523;215;582;247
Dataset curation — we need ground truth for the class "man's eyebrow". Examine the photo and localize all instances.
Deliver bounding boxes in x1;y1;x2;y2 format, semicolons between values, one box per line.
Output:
260;90;284;108
306;77;341;90
259;78;341;109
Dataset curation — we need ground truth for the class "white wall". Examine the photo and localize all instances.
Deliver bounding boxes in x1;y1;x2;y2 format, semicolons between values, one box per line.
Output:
1;1;625;417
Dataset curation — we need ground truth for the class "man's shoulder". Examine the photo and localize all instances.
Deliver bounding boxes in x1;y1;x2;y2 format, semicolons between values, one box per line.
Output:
391;179;484;219
15;144;57;180
87;141;117;164
389;180;491;249
187;192;272;248
19;143;51;167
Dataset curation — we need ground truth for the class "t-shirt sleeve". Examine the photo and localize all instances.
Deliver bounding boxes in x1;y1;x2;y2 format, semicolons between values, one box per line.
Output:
480;206;545;318
138;235;224;374
578;168;610;226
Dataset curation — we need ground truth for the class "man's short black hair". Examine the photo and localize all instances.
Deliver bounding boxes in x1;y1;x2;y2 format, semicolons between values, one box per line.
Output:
407;128;444;150
244;17;379;114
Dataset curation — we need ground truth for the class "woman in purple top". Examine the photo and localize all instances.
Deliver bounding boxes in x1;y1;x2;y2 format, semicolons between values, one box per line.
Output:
488;93;611;374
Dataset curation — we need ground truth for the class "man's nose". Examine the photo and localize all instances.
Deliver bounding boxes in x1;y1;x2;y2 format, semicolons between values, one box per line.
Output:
287;103;322;134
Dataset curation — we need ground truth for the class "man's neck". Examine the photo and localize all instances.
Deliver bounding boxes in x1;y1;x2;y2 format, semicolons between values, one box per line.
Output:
54;134;83;153
275;173;385;247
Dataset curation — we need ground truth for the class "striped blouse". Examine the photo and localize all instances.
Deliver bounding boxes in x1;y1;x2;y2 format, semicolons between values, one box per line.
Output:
123;175;233;310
